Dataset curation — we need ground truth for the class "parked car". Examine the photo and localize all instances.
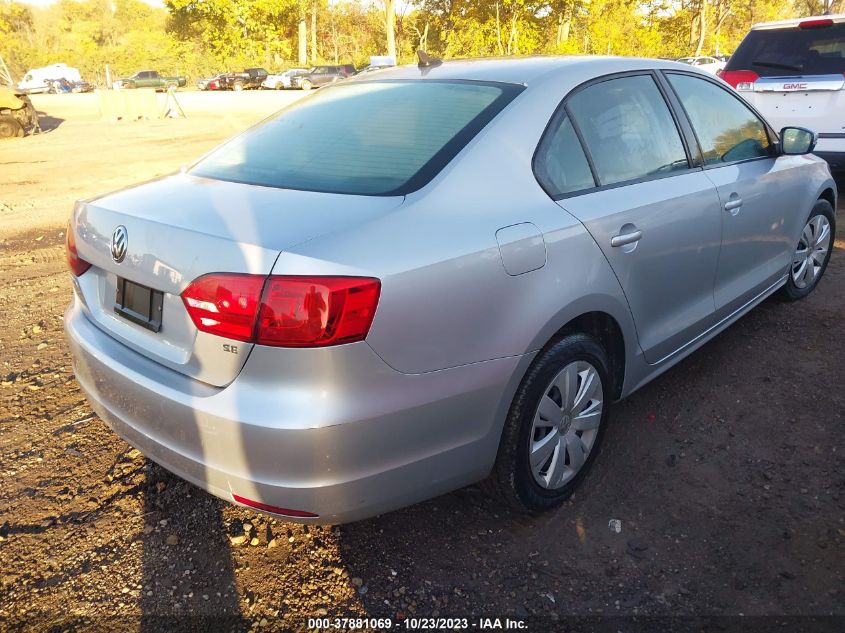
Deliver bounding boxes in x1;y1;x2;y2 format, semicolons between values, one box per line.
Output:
117;70;187;91
204;74;228;91
718;14;845;172
65;57;836;524
44;78;94;94
355;55;396;75
262;69;308;90
290;65;355;90
17;63;81;94
355;64;395;76
676;55;726;74
197;74;226;91
219;68;269;91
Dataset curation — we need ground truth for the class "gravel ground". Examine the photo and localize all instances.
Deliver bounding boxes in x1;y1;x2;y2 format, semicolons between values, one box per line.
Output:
0;98;843;632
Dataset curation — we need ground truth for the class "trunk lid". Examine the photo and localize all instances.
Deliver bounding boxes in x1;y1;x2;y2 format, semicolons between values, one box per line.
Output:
71;173;403;387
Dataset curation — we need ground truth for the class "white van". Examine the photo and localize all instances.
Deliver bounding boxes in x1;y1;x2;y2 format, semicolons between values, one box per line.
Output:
17;64;82;94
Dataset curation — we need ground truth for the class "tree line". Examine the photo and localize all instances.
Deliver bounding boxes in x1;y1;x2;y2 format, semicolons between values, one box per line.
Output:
1;0;841;84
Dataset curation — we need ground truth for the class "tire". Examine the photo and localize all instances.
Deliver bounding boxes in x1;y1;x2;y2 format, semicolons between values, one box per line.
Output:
486;333;611;513
301;79;312;91
0;114;24;139
233;81;244;92
780;199;835;301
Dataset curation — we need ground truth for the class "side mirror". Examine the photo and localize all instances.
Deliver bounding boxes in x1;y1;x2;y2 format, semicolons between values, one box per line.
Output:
780;126;818;155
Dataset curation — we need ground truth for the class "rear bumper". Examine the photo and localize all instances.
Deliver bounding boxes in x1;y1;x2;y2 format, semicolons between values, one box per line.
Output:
65;296;529;523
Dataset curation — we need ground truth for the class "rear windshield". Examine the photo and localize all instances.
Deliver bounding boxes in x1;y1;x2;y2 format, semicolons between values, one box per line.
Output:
191;79;522;196
727;23;845;76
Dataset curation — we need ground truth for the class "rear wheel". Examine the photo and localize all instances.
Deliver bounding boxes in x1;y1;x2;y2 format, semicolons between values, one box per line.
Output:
0;114;24;139
300;79;312;91
233;81;244;92
780;199;835;301
487;333;611;512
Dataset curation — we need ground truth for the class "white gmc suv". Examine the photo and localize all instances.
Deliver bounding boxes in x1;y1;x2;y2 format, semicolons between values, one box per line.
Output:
719;14;845;172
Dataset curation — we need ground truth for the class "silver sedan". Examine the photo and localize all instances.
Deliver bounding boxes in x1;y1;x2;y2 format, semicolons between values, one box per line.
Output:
65;56;837;523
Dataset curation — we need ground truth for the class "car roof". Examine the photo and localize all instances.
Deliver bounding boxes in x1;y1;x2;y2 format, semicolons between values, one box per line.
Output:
751;13;845;29
345;55;703;86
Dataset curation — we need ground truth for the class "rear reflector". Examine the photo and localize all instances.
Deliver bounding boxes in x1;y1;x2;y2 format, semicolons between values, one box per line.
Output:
799;18;833;29
66;222;91;276
182;274;380;347
232;494;319;518
720;69;759;91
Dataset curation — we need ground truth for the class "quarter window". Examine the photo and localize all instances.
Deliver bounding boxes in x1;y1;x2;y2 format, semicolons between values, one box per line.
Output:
667;73;773;165
534;115;596;197
566;75;689;186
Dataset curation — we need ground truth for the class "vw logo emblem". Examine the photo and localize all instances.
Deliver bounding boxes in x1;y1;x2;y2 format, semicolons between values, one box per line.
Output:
111;226;128;263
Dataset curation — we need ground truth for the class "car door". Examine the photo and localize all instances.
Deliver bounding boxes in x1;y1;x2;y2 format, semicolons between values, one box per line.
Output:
536;73;724;364
664;72;807;319
312;67;329;86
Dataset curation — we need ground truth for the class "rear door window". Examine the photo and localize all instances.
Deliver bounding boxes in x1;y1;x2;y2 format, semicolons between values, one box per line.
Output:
727;23;845;76
566;74;689;186
667;73;773;164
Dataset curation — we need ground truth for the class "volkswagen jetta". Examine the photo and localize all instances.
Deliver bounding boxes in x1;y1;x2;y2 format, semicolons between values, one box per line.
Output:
65;56;837;523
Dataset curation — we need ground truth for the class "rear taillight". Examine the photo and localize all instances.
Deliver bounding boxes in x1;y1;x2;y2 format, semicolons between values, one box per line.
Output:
720;69;758;91
181;273;266;342
256;276;381;347
181;274;380;347
66;222;91;276
799;18;833;29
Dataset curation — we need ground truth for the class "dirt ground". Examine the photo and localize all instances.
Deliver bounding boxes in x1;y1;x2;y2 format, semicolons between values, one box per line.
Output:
1;94;843;632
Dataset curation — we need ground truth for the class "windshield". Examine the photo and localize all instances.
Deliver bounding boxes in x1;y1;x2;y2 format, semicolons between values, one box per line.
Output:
191;79;522;196
727;23;845;76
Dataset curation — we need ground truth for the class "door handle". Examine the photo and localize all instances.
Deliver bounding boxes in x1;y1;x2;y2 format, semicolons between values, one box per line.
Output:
724;197;743;214
610;229;643;247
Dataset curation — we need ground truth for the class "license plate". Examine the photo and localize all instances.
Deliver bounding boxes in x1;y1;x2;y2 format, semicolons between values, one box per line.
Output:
114;277;163;332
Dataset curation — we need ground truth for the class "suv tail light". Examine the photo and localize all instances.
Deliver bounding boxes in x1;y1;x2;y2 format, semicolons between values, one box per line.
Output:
66;223;91;276
182;274;380;347
720;69;758;91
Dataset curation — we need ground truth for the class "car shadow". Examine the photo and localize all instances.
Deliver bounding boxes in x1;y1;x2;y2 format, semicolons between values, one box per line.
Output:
139;462;246;632
36;111;65;132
